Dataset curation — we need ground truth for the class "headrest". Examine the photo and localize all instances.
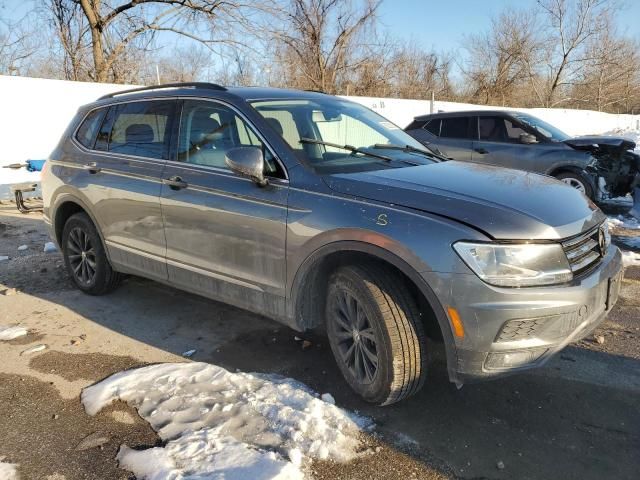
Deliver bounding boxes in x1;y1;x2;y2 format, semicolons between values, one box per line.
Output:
125;124;154;143
266;117;284;136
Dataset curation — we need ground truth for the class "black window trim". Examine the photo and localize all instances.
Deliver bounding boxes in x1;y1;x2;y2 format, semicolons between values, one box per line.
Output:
74;107;107;150
439;116;473;140
422;118;441;137
71;97;179;165
173;96;289;182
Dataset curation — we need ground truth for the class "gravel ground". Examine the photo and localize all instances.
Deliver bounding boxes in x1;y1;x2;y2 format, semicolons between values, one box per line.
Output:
1;202;639;480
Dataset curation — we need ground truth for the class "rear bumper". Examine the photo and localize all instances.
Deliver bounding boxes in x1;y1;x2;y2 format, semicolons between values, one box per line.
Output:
446;245;623;381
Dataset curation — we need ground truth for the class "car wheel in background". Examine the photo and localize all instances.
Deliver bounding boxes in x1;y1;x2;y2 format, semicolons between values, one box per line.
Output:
62;212;122;295
326;264;428;405
555;171;594;199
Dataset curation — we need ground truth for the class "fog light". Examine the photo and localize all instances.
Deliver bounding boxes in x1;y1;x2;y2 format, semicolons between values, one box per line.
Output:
485;348;547;369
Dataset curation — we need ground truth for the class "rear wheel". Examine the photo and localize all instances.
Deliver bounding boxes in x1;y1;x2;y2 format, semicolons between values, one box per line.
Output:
555;171;594;199
326;264;427;405
62;212;122;295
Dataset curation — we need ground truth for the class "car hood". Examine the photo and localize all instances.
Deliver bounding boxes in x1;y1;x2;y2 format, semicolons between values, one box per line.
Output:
324;161;604;240
564;136;636;151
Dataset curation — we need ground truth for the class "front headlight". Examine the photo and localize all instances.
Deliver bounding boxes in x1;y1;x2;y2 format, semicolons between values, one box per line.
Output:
453;242;573;287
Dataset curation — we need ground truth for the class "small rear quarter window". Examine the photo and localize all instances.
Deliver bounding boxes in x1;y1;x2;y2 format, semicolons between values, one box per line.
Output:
75;108;105;149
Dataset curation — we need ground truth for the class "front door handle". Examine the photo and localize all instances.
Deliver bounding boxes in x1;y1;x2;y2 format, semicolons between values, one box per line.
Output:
474;148;489;155
163;176;188;190
83;162;101;173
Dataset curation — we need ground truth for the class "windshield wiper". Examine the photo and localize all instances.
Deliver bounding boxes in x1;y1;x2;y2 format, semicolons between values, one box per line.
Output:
299;138;392;162
372;143;446;161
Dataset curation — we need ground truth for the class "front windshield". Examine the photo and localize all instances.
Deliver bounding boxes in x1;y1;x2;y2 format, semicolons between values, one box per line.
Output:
250;98;436;174
512;113;570;142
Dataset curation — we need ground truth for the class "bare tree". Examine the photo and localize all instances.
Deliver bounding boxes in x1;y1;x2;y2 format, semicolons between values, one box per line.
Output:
536;0;617;106
268;0;381;94
42;0;255;83
0;5;38;76
462;8;543;105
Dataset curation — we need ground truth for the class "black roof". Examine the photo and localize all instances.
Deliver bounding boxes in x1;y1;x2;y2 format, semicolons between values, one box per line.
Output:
93;82;331;106
414;109;524;121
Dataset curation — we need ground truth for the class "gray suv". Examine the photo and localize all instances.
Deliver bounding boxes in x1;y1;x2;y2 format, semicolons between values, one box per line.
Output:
405;110;639;201
42;83;623;405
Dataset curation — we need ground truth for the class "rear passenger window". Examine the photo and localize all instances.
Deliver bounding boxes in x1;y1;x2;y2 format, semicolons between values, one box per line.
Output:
105;101;175;159
424;119;441;136
440;117;470;139
75;108;105;149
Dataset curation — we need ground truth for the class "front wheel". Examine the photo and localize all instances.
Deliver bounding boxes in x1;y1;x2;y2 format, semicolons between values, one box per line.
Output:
62;212;122;295
555;171;594;199
326;265;428;405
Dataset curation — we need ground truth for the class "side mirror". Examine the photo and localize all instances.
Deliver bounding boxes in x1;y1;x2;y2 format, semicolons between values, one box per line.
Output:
225;147;268;186
520;133;538;145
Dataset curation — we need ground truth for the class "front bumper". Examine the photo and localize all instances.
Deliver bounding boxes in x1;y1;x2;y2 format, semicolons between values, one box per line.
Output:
441;245;623;381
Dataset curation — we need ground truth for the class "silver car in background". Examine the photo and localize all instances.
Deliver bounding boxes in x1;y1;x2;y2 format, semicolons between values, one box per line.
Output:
42;83;623;405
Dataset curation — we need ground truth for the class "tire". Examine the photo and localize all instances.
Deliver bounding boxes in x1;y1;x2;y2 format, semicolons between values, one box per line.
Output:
325;264;428;405
555;171;594;199
62;212;122;295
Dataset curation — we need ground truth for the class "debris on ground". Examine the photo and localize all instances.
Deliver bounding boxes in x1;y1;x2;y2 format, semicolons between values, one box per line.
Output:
497;460;505;470
595;335;606;345
20;344;47;356
1;288;18;296
0;326;28;341
75;432;111;451
43;242;57;253
17;245;28;251
181;349;196;357
302;340;313;350
82;362;373;480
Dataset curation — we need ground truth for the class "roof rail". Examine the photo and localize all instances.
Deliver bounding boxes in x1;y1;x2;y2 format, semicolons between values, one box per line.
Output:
98;82;227;100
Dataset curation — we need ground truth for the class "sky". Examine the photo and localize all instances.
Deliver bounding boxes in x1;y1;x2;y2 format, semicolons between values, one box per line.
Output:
376;0;640;53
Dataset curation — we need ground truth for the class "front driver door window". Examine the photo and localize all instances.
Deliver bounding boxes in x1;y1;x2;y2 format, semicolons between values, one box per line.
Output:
160;99;288;318
473;116;532;169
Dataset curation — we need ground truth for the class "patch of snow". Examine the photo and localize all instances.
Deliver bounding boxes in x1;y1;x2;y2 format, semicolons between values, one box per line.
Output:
43;242;57;253
321;393;335;405
0;325;28;341
622;251;640;267
82;362;372;480
17;245;28;251
0;256;8;262
0;461;19;480
608;215;640;230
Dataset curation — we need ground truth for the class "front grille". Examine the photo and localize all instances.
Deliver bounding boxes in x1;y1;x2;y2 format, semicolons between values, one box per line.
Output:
562;224;604;275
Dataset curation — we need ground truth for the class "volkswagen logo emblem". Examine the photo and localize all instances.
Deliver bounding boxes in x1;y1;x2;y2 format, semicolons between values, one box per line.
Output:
598;226;607;256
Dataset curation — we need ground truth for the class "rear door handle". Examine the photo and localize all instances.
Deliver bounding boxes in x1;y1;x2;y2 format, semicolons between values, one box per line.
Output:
83;162;101;173
474;148;489;154
163;176;188;190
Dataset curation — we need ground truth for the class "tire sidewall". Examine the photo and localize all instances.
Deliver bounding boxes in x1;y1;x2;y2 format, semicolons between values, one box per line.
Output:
62;214;109;294
326;269;394;404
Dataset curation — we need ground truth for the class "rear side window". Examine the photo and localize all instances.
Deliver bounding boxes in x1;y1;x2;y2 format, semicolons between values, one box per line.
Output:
405;119;426;131
98;101;176;159
424;119;441;136
75;108;105;149
440;117;470;139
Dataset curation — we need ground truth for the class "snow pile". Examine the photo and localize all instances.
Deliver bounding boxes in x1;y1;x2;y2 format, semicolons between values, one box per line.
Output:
622;251;640;267
0;461;19;480
608;215;640;230
43;242;57;253
0;325;28;341
82;362;372;480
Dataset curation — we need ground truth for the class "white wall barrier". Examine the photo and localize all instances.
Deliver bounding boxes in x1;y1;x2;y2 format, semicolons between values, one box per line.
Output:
1;75;638;194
